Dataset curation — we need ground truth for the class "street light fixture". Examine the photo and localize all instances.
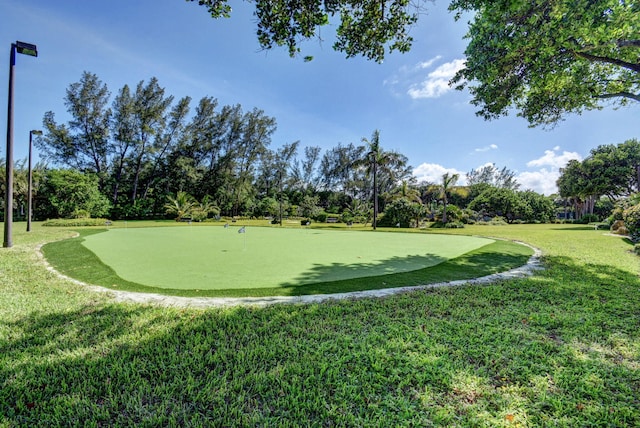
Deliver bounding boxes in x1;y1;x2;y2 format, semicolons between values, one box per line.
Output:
27;130;42;232
4;41;38;247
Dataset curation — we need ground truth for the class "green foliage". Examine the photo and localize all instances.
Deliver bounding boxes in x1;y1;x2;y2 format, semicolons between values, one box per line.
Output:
519;190;556;223
72;209;91;219
476;216;509;226
38;169;111;219
38;69;632;227
433;172;463;224
299;195;321;219
39;72;110;180
468;187;526;223
378;197;423;228
164;191;196;221
450;0;640;127
189;0;419;62
577;213;600;224
313;211;328;223
42;218;110;227
354;130;412;229
258;196;279;217
430;220;465;229
434;204;463;224
466;163;520;190
622;202;640;242
559;140;640;206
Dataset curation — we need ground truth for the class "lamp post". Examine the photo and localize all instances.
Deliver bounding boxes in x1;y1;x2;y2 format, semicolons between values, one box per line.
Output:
27;130;42;232
4;41;38;247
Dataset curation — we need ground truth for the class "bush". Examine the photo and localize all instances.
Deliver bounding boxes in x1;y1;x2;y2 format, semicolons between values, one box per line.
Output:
72;209;91;219
577;213;599;224
301;219;311;226
313;212;328;223
379;198;424;228
43;218;111;227
340;212;353;224
430;221;464;229
477;216;508;226
623;202;640;242
611;220;623;230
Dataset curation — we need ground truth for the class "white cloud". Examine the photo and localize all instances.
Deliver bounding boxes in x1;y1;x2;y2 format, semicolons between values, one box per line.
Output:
517;169;561;195
416;56;442;70
407;59;466;99
474;144;498;153
527;147;582;168
413;163;467;185
517;147;583;195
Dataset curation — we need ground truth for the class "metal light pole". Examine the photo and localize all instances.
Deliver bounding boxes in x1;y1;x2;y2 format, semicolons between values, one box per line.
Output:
4;41;37;247
27;129;42;232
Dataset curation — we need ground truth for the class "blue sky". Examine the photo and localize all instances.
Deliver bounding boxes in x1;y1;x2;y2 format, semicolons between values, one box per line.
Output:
1;0;638;195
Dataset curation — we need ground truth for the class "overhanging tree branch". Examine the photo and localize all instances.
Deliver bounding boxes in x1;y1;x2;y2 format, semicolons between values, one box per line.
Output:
617;39;640;48
595;92;640;102
573;50;640;74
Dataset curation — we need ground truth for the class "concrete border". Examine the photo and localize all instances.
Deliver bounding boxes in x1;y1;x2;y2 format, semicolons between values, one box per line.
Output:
40;239;543;308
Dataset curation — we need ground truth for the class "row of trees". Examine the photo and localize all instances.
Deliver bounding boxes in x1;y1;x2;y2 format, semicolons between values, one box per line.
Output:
0;69;636;228
24;72;415;221
557;139;640;219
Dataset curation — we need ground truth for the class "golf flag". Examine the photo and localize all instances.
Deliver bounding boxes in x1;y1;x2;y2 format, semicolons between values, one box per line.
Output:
238;226;246;234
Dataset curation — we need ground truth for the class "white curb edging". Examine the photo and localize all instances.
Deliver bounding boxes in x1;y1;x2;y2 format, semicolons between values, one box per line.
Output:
40;240;543;308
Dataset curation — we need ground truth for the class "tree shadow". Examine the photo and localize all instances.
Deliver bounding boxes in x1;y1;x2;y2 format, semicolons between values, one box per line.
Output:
276;244;531;296
280;252;448;287
42;230;531;298
1;254;638;426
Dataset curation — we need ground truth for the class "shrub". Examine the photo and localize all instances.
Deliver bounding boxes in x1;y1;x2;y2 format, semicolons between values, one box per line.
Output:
43;218;111;227
73;209;91;219
340;212;353;224
577;213;599;224
623;202;640;242
611;220;627;235
430;221;464;229
313;212;328;223
378;198;423;228
477;216;508;226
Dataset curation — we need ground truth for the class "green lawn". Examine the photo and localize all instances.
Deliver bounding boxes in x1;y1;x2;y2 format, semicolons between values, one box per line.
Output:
1;222;638;426
41;222;532;297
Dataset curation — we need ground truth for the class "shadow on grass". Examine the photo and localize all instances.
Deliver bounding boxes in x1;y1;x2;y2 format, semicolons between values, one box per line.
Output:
1;255;638;426
41;231;532;298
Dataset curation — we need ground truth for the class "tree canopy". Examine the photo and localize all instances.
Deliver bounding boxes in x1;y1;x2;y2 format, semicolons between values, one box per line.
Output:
188;0;422;62
450;0;640;127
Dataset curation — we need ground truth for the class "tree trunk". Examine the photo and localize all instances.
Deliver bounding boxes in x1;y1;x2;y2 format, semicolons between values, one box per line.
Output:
372;161;378;230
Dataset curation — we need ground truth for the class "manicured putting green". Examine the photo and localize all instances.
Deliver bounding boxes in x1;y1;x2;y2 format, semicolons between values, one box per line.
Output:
80;226;494;290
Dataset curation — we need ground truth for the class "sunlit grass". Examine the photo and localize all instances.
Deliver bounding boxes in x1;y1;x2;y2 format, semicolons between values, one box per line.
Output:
40;223;531;297
0;222;638;426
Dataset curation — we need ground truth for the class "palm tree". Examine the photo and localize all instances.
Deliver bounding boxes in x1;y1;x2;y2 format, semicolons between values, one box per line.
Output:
164;191;196;221
192;195;220;221
439;172;459;224
355;130;407;230
387;180;422;204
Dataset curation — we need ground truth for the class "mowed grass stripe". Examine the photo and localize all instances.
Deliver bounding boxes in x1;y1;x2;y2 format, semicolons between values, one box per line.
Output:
78;226;494;290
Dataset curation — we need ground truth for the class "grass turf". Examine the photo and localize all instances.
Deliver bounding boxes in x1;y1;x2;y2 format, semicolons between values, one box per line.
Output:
40;224;533;297
0;222;638;426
